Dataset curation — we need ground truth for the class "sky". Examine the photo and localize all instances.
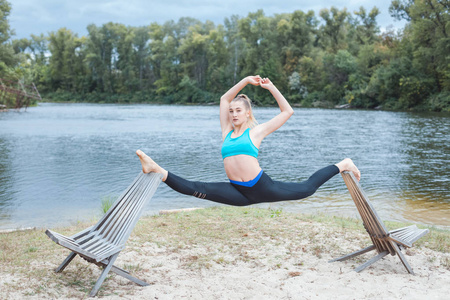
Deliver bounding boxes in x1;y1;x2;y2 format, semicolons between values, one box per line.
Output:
9;0;406;39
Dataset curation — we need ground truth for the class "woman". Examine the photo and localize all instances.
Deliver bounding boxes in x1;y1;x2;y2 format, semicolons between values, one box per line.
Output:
136;75;360;206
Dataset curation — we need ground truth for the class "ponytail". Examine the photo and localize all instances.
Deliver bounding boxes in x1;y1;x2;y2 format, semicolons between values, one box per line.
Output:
232;94;258;129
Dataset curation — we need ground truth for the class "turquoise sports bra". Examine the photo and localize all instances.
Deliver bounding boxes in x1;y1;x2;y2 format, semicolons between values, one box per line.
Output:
221;128;259;159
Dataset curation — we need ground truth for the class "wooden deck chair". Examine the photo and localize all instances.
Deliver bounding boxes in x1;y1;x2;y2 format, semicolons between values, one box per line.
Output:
329;171;429;274
46;171;163;297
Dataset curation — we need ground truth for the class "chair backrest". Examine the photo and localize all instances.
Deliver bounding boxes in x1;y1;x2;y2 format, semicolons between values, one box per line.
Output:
90;172;162;246
341;172;395;254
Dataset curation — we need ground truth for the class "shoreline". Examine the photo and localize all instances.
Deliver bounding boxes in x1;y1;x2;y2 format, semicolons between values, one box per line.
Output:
2;203;450;233
33;100;450;114
0;207;448;299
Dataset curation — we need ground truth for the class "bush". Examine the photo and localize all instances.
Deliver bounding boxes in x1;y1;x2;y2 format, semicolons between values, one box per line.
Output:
427;92;450;112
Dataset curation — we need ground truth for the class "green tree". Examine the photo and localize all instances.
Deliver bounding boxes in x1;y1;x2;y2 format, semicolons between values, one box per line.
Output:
149;21;182;100
318;7;350;53
178;23;210;91
48;28;86;93
224;15;244;84
0;0;19;79
114;24;137;95
206;24;229;95
277;10;317;75
352;7;381;45
132;26;151;92
29;34;48;64
321;50;357;104
238;10;284;102
389;0;450;109
85;23;120;95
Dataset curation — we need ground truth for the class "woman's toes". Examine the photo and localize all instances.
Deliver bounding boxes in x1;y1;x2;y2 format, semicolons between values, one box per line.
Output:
136;149;145;157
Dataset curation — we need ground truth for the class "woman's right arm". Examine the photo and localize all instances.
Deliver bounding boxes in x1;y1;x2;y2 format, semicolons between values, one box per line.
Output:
220;75;261;139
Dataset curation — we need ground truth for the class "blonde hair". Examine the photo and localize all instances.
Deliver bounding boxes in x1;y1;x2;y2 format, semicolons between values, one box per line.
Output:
231;94;258;128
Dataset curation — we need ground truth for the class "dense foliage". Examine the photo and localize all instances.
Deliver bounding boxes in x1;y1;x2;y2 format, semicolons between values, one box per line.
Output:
1;0;450;111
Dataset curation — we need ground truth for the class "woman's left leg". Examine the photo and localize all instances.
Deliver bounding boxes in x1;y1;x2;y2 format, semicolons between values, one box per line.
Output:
232;165;340;204
269;165;340;200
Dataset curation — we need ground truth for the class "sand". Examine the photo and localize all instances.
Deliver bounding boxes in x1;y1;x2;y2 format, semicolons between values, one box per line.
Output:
114;241;448;300
0;208;448;299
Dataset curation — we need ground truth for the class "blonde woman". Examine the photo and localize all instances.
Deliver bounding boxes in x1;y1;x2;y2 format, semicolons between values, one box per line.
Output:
136;75;360;206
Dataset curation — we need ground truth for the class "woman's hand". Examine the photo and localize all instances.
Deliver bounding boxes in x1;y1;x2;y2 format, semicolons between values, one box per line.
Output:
246;75;261;86
260;77;274;90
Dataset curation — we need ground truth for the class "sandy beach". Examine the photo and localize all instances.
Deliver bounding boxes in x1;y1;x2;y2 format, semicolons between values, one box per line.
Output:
0;207;448;299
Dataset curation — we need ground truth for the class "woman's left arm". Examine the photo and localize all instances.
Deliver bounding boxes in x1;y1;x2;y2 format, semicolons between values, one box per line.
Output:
251;78;294;143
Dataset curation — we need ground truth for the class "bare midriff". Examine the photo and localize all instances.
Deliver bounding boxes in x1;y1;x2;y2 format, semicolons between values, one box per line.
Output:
223;155;262;182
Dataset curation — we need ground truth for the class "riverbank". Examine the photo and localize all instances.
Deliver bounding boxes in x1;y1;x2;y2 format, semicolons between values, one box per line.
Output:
0;207;448;299
39;93;450;112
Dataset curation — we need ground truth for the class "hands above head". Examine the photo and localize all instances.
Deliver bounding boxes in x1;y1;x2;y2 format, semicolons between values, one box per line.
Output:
245;75;275;89
260;77;274;90
246;75;262;86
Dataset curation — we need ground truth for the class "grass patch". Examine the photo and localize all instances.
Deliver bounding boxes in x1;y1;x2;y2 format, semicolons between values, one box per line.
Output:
100;195;116;214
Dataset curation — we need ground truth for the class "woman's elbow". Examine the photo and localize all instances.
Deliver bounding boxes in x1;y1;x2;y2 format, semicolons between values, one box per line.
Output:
281;109;294;120
220;96;230;104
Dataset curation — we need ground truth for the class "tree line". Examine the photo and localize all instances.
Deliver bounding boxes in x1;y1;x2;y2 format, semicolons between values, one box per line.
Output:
1;0;449;111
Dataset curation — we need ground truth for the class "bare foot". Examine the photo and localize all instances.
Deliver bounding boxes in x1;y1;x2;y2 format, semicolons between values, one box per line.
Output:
336;158;361;181
136;150;168;181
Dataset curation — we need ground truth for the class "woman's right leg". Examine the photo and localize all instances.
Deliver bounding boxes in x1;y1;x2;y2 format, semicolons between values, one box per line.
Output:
136;150;251;206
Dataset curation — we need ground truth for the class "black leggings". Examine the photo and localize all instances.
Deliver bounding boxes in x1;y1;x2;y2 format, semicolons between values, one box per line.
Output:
164;165;340;206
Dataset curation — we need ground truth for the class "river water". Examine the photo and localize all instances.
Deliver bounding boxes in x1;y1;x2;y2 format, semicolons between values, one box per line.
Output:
0;103;448;229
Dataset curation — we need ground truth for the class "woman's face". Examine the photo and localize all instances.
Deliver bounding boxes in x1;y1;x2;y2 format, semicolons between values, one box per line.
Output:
229;100;249;127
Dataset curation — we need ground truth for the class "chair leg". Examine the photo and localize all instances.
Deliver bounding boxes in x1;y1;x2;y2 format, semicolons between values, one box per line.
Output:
390;241;415;275
55;252;77;273
110;265;149;286
329;245;376;262
354;251;389;273
89;253;120;297
97;259;149;286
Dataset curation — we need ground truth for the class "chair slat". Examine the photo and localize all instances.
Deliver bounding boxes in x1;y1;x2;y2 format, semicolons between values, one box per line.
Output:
392;227;415;239
94;173;145;231
390;227;429;247
102;173;158;245
407;229;429;244
389;225;416;235
343;174;392;254
96;173;147;237
350;174;396;255
105;174;155;244
104;180;146;242
111;178;156;244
